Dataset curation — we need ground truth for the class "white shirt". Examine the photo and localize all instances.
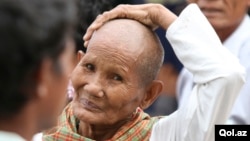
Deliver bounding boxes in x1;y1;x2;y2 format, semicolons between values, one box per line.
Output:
224;15;250;124
177;13;250;124
150;4;245;141
0;131;25;141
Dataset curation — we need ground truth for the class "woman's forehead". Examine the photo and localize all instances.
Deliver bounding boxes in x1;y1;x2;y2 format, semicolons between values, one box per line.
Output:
85;47;136;68
88;19;149;53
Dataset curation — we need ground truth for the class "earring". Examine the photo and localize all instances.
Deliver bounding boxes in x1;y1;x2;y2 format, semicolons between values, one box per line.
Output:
130;109;138;120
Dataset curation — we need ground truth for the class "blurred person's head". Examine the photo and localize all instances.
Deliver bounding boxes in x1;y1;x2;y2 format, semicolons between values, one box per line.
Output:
0;0;76;139
187;0;250;42
71;19;164;132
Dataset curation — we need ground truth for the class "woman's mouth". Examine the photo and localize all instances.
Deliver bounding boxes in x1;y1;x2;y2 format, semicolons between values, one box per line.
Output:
80;98;101;111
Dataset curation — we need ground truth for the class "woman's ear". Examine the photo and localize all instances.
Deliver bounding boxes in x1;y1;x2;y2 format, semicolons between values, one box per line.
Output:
77;50;85;62
139;80;163;110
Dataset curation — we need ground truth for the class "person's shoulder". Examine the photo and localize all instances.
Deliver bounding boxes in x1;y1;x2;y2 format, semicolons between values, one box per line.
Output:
0;131;26;141
150;116;165;123
42;102;78;139
32;133;42;141
142;112;165;124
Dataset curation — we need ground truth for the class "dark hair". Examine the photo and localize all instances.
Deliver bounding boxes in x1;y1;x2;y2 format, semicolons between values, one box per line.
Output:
74;0;135;53
0;0;77;119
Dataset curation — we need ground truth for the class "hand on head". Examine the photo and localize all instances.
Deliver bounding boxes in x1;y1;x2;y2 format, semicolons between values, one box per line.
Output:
83;3;177;47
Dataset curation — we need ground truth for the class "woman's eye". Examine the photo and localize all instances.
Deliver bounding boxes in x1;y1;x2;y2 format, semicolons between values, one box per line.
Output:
85;63;95;71
113;74;123;81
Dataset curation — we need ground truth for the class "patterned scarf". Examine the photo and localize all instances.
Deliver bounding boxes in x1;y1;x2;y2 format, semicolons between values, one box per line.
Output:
43;103;161;141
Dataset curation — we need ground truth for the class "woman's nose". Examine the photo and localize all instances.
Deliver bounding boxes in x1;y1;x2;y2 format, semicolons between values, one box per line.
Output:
83;77;104;98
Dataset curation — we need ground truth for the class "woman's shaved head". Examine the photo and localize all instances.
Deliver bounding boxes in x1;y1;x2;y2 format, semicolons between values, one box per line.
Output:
72;19;164;126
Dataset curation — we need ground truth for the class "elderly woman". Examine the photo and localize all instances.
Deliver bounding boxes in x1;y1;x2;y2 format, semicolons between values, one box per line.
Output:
43;4;245;141
44;18;164;140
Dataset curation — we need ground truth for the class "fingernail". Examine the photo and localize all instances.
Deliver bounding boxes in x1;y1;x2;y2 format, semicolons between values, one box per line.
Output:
84;41;88;47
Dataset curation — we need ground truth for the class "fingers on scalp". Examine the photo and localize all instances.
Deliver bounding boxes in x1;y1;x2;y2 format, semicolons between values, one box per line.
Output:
84;4;135;47
83;14;104;45
83;27;92;41
84;41;89;48
83;27;94;47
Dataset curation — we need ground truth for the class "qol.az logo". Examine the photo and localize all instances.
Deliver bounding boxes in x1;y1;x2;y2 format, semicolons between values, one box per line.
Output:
219;129;247;137
215;125;250;141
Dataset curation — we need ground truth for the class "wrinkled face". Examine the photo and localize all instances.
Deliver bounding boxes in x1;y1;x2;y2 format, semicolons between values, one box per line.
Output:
71;33;146;126
187;0;250;30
